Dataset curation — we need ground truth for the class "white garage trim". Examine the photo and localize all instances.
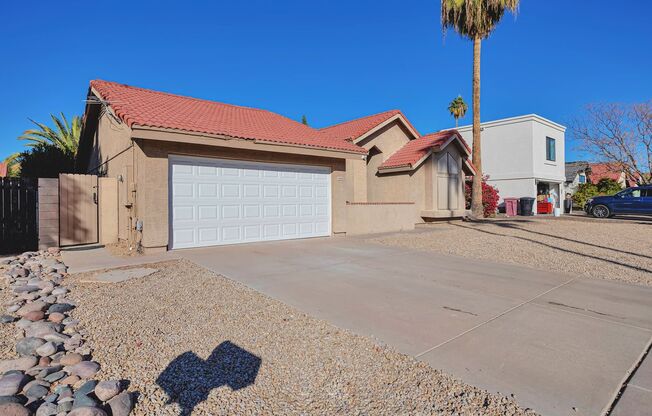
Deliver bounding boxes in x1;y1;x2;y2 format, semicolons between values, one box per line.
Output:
168;155;332;249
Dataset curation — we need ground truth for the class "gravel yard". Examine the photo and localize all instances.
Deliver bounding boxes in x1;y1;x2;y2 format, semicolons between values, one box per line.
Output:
370;217;652;286
68;260;535;416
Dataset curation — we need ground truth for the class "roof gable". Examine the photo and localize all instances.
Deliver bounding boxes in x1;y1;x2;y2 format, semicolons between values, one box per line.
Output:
89;80;365;154
319;110;420;142
378;130;473;173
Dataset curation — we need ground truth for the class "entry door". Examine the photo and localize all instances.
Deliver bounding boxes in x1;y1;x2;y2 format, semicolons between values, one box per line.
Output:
437;153;460;210
169;156;331;249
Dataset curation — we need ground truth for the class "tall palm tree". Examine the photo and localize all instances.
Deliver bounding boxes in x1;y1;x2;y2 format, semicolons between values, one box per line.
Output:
448;95;468;127
441;0;519;218
19;113;81;156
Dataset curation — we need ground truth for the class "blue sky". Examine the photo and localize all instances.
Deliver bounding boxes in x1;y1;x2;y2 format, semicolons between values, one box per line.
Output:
1;0;650;161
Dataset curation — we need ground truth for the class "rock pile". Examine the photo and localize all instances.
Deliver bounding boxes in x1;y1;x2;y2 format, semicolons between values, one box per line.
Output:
0;249;134;416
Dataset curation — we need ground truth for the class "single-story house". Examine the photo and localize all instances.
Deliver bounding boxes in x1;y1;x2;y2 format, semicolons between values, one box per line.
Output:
76;80;475;251
564;161;591;196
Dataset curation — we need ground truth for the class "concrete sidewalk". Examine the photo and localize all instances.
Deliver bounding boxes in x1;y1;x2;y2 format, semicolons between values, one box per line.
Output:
178;237;652;416
61;246;177;273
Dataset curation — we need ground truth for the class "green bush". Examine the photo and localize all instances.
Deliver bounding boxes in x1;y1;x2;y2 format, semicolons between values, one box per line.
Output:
572;178;622;208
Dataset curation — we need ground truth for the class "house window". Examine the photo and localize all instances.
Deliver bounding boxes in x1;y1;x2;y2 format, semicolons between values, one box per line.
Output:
578;174;586;183
546;137;556;161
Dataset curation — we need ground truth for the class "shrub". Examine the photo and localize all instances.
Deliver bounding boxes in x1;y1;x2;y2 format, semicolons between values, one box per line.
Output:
465;176;500;217
17;144;75;178
572;178;622;208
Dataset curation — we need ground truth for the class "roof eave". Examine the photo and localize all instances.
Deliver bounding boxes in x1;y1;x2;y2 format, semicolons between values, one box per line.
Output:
131;125;366;159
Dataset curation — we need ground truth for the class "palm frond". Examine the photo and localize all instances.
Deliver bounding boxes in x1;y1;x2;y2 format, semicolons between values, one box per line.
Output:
442;0;519;38
18;113;81;156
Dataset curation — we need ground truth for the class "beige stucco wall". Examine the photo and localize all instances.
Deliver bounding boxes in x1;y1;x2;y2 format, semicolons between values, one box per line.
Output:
38;178;59;250
344;120;469;222
345;203;416;235
133;140;347;250
343;120;426;222
98;177;118;245
87;112;135;241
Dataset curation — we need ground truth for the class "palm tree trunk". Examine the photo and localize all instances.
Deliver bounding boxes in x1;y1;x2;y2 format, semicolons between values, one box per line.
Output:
455;118;458;128
471;35;484;218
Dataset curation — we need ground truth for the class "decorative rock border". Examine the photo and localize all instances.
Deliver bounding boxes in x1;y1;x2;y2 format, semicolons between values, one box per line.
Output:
0;249;134;416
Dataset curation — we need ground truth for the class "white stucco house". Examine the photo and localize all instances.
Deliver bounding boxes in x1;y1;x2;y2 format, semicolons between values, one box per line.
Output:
455;114;566;214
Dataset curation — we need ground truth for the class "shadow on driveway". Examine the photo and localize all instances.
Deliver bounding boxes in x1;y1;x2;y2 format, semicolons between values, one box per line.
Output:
157;341;261;415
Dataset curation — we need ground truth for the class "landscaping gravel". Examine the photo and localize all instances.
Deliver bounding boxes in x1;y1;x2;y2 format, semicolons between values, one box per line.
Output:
0;250;132;415
69;260;536;415
370;217;652;286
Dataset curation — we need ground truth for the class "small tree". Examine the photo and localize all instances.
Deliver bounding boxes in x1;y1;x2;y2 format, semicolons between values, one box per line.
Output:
17;144;75;178
571;102;651;185
301;115;309;126
448;95;468;127
465;176;499;217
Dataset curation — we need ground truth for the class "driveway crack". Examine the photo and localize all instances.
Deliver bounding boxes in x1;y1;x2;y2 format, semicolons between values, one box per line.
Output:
415;277;577;358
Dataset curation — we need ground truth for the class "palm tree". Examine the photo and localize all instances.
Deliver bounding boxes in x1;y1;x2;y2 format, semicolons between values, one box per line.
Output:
441;0;519;218
19;113;81;156
448;95;468;127
3;153;21;177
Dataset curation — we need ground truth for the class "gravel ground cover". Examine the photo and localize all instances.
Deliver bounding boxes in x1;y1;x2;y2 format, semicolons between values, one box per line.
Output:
370;217;652;286
69;260;536;416
0;250;133;415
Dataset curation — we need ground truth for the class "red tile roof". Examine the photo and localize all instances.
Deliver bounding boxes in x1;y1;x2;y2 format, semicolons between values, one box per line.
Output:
90;80;365;154
319;110;420;141
0;162;7;177
378;130;470;170
588;163;623;183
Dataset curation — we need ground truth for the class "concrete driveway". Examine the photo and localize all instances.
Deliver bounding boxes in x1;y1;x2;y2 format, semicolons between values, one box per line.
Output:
178;237;652;416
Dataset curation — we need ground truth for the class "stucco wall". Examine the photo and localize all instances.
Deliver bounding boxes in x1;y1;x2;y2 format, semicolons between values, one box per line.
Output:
87;112;135;241
133;140;347;250
345;202;415;235
458;119;534;182
457;115;566;205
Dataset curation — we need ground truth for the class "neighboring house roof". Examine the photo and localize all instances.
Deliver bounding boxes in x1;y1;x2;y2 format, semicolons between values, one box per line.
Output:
0;162;7;177
319;110;420;142
564;161;590;183
378;130;474;174
89;80;365;154
588;163;624;183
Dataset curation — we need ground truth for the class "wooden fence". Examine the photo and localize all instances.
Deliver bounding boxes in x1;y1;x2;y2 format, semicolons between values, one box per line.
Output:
0;177;38;254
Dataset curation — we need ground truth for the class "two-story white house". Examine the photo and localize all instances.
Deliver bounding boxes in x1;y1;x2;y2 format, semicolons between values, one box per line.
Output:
455;114;566;214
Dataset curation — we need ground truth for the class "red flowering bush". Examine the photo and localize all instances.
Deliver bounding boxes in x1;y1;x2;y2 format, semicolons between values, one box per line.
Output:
465;176;500;217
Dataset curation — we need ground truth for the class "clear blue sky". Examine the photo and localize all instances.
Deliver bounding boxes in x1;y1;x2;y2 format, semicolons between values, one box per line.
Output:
1;0;650;161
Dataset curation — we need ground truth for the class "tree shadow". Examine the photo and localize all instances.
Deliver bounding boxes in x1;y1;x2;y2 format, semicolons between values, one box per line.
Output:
489;220;652;261
450;222;652;275
156;341;261;416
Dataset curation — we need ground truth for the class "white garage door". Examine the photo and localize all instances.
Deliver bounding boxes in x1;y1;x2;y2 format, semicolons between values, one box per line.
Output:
169;156;331;249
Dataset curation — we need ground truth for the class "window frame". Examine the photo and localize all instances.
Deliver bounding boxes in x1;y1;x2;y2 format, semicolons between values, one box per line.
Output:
546;137;556;162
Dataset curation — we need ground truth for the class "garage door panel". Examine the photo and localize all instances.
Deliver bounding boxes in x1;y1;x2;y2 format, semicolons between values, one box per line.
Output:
170;157;331;248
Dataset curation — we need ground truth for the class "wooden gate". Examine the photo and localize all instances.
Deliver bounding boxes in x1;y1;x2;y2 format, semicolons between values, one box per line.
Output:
0;177;38;254
59;174;98;246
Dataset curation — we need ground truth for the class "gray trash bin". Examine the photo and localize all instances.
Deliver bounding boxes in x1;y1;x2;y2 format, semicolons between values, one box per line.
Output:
519;197;535;216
